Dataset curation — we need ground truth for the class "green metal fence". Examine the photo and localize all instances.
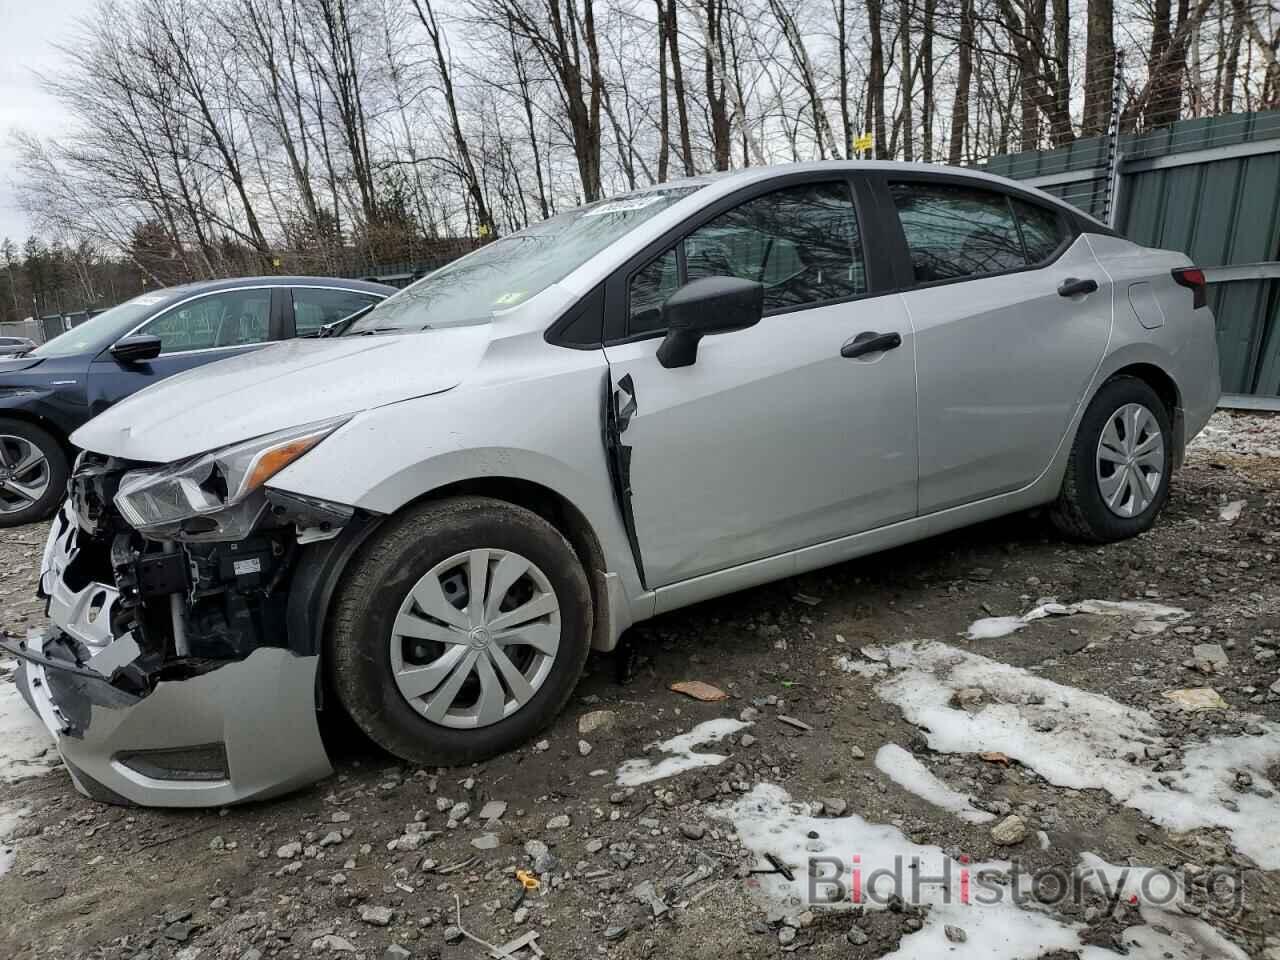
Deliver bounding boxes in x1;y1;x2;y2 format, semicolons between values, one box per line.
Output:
985;111;1280;398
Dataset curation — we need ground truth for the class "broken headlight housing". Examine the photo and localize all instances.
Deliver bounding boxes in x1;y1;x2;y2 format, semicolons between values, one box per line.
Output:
114;417;350;540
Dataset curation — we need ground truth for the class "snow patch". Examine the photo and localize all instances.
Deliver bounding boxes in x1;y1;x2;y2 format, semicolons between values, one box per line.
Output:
875;641;1280;868
714;783;1243;960
615;718;751;786
874;744;994;823
834;654;889;678
0;659;58;783
1218;500;1246;522
1188;411;1280;460
0;803;30;879
965;600;1189;641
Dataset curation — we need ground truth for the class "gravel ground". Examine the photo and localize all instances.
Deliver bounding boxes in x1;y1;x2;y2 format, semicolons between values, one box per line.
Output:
1;410;1279;960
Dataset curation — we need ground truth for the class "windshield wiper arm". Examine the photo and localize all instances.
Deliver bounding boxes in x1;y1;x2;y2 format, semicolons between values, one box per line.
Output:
317;302;378;338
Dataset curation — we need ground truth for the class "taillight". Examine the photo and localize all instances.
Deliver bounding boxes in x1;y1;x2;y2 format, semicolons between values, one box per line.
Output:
1172;267;1207;309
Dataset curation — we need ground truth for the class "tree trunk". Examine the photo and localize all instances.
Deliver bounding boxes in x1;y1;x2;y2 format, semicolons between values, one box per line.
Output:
665;0;696;176
865;0;887;158
921;0;935;161
1081;0;1115;135
898;0;914;161
948;0;974;163
657;0;670;181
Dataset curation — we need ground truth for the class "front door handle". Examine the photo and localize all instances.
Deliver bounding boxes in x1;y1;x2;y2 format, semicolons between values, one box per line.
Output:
841;331;902;359
1058;277;1099;297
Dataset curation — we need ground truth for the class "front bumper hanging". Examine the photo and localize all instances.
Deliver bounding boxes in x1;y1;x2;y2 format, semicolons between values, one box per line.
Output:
12;504;332;807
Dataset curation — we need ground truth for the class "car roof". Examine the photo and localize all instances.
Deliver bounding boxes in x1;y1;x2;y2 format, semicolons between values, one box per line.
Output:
631;160;1107;227
152;275;396;298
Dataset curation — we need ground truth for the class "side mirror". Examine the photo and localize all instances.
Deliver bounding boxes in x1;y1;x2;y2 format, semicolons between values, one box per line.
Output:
656;276;764;369
110;335;163;364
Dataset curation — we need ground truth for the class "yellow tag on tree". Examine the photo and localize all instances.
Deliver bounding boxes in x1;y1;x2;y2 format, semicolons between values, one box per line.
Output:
853;133;873;154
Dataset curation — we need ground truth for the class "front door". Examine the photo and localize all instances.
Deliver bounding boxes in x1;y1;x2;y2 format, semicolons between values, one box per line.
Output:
885;179;1113;513
602;179;918;589
86;287;283;417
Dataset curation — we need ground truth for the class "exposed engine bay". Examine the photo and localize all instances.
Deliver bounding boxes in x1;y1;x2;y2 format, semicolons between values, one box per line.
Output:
46;452;354;687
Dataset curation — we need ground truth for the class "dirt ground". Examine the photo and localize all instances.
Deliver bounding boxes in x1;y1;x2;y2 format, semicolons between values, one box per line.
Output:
2;411;1279;960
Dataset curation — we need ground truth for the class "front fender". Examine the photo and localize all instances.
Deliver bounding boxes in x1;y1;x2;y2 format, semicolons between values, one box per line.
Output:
266;360;650;631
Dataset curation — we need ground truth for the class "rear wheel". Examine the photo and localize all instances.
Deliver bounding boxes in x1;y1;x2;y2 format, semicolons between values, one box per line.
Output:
328;496;592;766
1050;376;1172;543
0;419;68;528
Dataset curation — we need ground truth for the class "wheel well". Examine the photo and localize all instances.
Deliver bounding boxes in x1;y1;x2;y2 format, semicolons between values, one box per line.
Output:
1109;363;1179;417
414;477;613;650
0;410;72;458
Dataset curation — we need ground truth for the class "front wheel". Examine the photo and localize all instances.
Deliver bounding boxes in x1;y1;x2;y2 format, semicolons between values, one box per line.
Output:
328;496;593;766
1050;376;1173;543
0;419;68;528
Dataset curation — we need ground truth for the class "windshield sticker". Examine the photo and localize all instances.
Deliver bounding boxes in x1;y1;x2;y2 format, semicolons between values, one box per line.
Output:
492;291;526;306
582;195;665;217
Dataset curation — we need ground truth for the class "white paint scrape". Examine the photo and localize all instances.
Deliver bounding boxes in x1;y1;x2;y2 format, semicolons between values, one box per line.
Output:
875;641;1280;868
0;659;58;783
874;744;995;823
715;783;1242;960
965;599;1189;640
615;718;751;786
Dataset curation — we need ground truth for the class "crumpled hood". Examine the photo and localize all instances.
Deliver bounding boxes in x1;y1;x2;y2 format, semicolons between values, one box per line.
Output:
73;325;493;463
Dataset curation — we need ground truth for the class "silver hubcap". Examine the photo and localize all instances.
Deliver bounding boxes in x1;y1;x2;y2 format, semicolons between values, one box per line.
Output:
0;435;51;515
390;548;560;729
1095;403;1165;518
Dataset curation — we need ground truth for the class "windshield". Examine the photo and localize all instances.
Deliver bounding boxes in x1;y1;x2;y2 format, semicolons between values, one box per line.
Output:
346;186;703;335
30;292;174;359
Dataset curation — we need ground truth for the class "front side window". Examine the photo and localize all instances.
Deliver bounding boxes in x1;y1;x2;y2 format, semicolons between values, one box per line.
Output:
890;182;1026;283
136;290;272;354
293;288;382;335
626;181;867;335
686;182;866;311
628;249;681;334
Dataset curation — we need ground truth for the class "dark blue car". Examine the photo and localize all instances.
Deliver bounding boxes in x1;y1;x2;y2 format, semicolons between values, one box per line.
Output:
0;276;393;526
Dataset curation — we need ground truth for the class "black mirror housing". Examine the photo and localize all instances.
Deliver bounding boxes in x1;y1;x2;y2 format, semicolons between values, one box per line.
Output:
111;335;163;363
656;276;764;369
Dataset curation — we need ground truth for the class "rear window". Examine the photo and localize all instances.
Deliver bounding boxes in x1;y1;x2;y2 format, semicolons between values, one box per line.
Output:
1012;198;1069;263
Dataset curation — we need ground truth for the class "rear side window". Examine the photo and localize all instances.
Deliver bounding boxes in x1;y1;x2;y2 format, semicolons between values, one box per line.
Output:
889;182;1026;283
627;181;867;335
1012;198;1069;263
293;288;382;335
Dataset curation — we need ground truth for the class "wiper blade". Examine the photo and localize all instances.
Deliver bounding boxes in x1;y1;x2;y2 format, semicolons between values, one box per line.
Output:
318;302;378;338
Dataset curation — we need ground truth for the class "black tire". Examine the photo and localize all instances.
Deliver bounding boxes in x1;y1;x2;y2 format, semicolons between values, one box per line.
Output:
0;419;69;528
1050;376;1173;543
328;496;593;766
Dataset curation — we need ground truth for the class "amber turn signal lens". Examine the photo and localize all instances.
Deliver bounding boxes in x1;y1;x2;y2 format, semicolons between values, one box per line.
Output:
243;434;325;492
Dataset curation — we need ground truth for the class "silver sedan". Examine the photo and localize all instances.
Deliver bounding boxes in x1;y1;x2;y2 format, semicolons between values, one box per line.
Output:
11;161;1220;806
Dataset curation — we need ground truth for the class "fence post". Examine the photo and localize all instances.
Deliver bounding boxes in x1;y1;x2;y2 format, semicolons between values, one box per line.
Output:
1103;52;1125;228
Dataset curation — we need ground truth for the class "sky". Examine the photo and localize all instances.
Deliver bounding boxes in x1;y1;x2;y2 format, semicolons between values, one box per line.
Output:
0;0;82;245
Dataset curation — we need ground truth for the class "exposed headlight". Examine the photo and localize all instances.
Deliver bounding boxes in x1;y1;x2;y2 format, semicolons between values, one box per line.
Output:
114;417;350;535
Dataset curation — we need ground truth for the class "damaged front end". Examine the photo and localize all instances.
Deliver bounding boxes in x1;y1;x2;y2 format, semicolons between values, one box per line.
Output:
8;421;371;807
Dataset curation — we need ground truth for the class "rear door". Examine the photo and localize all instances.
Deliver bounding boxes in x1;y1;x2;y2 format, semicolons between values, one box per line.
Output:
86;287;286;417
883;178;1112;513
601;176;918;589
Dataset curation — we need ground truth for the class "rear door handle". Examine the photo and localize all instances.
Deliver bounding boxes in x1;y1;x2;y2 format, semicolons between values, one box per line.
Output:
841;331;902;359
1057;277;1099;297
